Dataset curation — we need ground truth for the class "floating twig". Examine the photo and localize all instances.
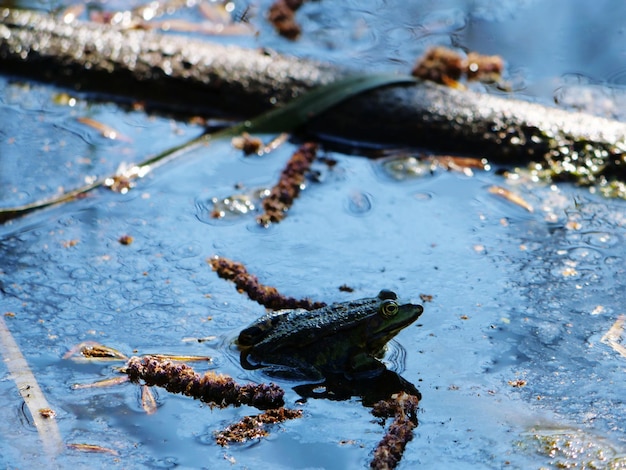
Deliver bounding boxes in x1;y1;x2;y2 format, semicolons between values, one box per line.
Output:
71;376;130;390
67;443;119;456
209;256;326;310
125;355;285;410
63;341;129;361
488;185;534;212
77;116;132;142
370;392;420;470
257;142;318;226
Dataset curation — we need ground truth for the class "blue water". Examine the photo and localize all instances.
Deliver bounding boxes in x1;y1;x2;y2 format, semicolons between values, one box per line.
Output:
2;1;626;468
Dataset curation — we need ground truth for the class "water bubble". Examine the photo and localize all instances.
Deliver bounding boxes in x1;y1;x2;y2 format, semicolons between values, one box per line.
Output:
345;191;373;216
414;192;433;201
379;155;432;181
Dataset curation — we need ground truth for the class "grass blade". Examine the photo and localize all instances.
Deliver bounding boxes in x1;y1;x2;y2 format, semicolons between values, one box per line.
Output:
0;74;416;222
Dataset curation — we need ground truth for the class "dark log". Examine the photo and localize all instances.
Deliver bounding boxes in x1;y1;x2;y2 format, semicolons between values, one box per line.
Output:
0;8;342;116
1;8;626;180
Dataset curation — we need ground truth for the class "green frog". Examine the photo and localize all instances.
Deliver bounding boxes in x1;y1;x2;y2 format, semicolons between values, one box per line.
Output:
238;290;423;380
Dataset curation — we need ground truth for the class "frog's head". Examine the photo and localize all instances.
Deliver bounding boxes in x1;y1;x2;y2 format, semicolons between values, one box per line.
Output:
361;289;423;355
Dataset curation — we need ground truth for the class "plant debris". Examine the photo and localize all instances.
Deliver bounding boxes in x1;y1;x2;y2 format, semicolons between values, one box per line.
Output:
465;52;504;83
488;185;534;212
67;443;120;456
118;234;134;245
63;341;129;361
125;355;285;410
76;116;131;142
71;376;130;390
508;379;527;388
257;142;318;226
232;132;263;155
412;46;464;87
429;155;489;175
370;392;420;470
412;46;504;87
38;408;57;419
232;132;290;157
209;256;326;310
268;0;304;40
215;407;303;446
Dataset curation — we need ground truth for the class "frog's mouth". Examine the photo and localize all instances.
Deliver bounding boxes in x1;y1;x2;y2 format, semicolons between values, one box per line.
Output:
368;305;423;351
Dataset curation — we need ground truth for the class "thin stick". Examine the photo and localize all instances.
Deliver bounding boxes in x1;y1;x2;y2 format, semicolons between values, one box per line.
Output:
0;316;64;457
0;74;416;223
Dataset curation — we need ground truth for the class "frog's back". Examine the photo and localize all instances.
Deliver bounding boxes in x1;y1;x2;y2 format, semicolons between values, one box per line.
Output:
238;297;378;352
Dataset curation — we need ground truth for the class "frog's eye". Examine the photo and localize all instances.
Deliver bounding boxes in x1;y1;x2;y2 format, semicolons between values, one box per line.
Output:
380;299;399;318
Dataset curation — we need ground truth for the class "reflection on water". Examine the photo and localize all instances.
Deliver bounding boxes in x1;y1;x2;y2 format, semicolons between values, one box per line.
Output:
294;368;420;407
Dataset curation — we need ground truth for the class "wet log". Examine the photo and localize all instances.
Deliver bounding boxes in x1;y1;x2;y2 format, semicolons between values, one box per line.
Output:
0;8;341;116
1;8;626;180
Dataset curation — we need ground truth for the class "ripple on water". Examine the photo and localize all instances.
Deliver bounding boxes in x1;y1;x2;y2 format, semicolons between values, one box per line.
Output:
413;8;467;42
144;457;179;469
605;66;626;86
413;192;433;202
566;246;603;263
581;231;620;248
194;193;262;226
604;255;624;266
69;267;91;281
